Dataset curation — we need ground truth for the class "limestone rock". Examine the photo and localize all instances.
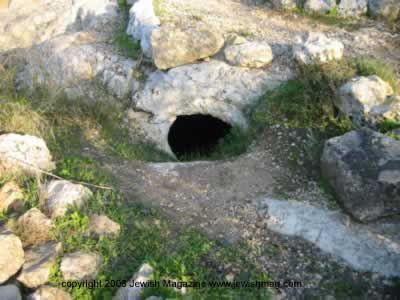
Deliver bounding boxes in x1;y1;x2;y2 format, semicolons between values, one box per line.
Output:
17;242;62;288
126;0;160;57
60;251;101;280
368;0;400;21
0;134;55;177
41;180;93;218
0;284;22;300
85;214;121;238
321;128;400;222
27;285;72;300
370;95;400;123
113;264;154;300
224;42;274;68
271;0;298;9
336;76;394;126
0;232;24;284
293;32;344;65
0;181;23;213
338;0;368;17
17;208;54;247
304;0;336;13
150;24;225;70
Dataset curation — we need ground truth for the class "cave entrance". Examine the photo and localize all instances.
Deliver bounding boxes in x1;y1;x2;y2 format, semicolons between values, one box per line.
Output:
168;114;232;160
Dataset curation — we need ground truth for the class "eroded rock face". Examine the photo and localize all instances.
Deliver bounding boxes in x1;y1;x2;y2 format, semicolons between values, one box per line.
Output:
28;285;72;300
41;180;93;218
368;0;400;21
150;24;225;70
0;232;24;284
336;76;394;126
304;0;336;13
224;42;274;68
321;128;400;222
338;0;368;17
17;242;62;288
0;284;22;300
60;251;101;280
293;32;344;65
0;134;55;177
17;208;54;247
0;181;23;213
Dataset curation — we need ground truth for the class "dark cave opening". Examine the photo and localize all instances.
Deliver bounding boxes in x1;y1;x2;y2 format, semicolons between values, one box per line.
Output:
168;114;232;160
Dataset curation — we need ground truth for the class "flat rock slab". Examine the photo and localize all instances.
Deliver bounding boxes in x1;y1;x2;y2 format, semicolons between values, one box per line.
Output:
61;251;101;280
261;198;400;277
28;285;72;300
0;232;24;284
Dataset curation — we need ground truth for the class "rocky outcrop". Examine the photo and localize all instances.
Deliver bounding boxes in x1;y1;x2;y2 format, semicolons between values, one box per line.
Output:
321;128;400;222
150;24;225;70
85;215;121;238
0;284;22;300
0;181;23;213
16;208;54;247
293;32;344;65
368;0;400;21
0;232;24;284
304;0;336;13
0;134;55;177
27;285;72;300
60;251;101;280
41;180;93;218
336;76;394;126
17;242;62;288
338;0;368;17
113;263;154;300
126;0;160;57
224;42;274;68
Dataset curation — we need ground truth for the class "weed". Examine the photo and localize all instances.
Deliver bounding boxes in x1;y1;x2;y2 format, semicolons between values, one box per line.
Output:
153;0;163;17
378;119;400;133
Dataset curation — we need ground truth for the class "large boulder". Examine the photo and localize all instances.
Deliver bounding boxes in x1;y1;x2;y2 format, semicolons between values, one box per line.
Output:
0;181;23;213
0;134;55;177
368;0;400;21
17;242;62;288
336;76;394;126
321;128;400;222
41;180;93;218
150;24;225;70
338;0;368;17
126;0;160;57
293;32;344;65
0;232;24;284
224;42;274;68
304;0;336;13
28;285;72;300
60;251;101;280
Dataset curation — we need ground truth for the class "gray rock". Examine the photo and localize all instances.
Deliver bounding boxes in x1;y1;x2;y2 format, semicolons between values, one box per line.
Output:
17;208;54;247
41;180;93;218
85;214;121;238
304;0;336;13
0;181;23;214
336;76;394;126
0;284;22;300
293;32;344;65
271;0;298;9
0;134;55;177
391;127;400;136
321;128;400;222
0;232;24;284
338;0;368;17
27;285;72;300
368;0;400;21
224;42;274;68
60;251;101;280
17;242;62;288
261;198;400;277
150;24;225;70
113;263;154;300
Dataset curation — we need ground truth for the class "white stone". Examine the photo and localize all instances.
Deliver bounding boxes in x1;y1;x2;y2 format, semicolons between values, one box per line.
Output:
224;42;274;68
338;0;368;17
60;251;101;280
0;232;24;284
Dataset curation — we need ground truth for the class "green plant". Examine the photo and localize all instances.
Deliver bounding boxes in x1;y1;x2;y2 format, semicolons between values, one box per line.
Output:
153;0;163;17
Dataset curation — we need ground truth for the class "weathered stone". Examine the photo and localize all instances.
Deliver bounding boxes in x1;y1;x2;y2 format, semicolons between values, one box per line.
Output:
0;181;23;213
271;0;297;9
0;232;24;284
304;0;336;13
336;76;394;126
126;0;160;57
85;214;121;238
17;242;62;288
27;285;72;300
150;24;225;70
61;251;101;280
321;128;400;222
17;208;54;247
368;0;400;21
0;284;22;300
370;95;400;123
0;134;55;177
113;264;154;300
224;42;274;68
293;32;344;65
338;0;368;17
41;180;93;218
